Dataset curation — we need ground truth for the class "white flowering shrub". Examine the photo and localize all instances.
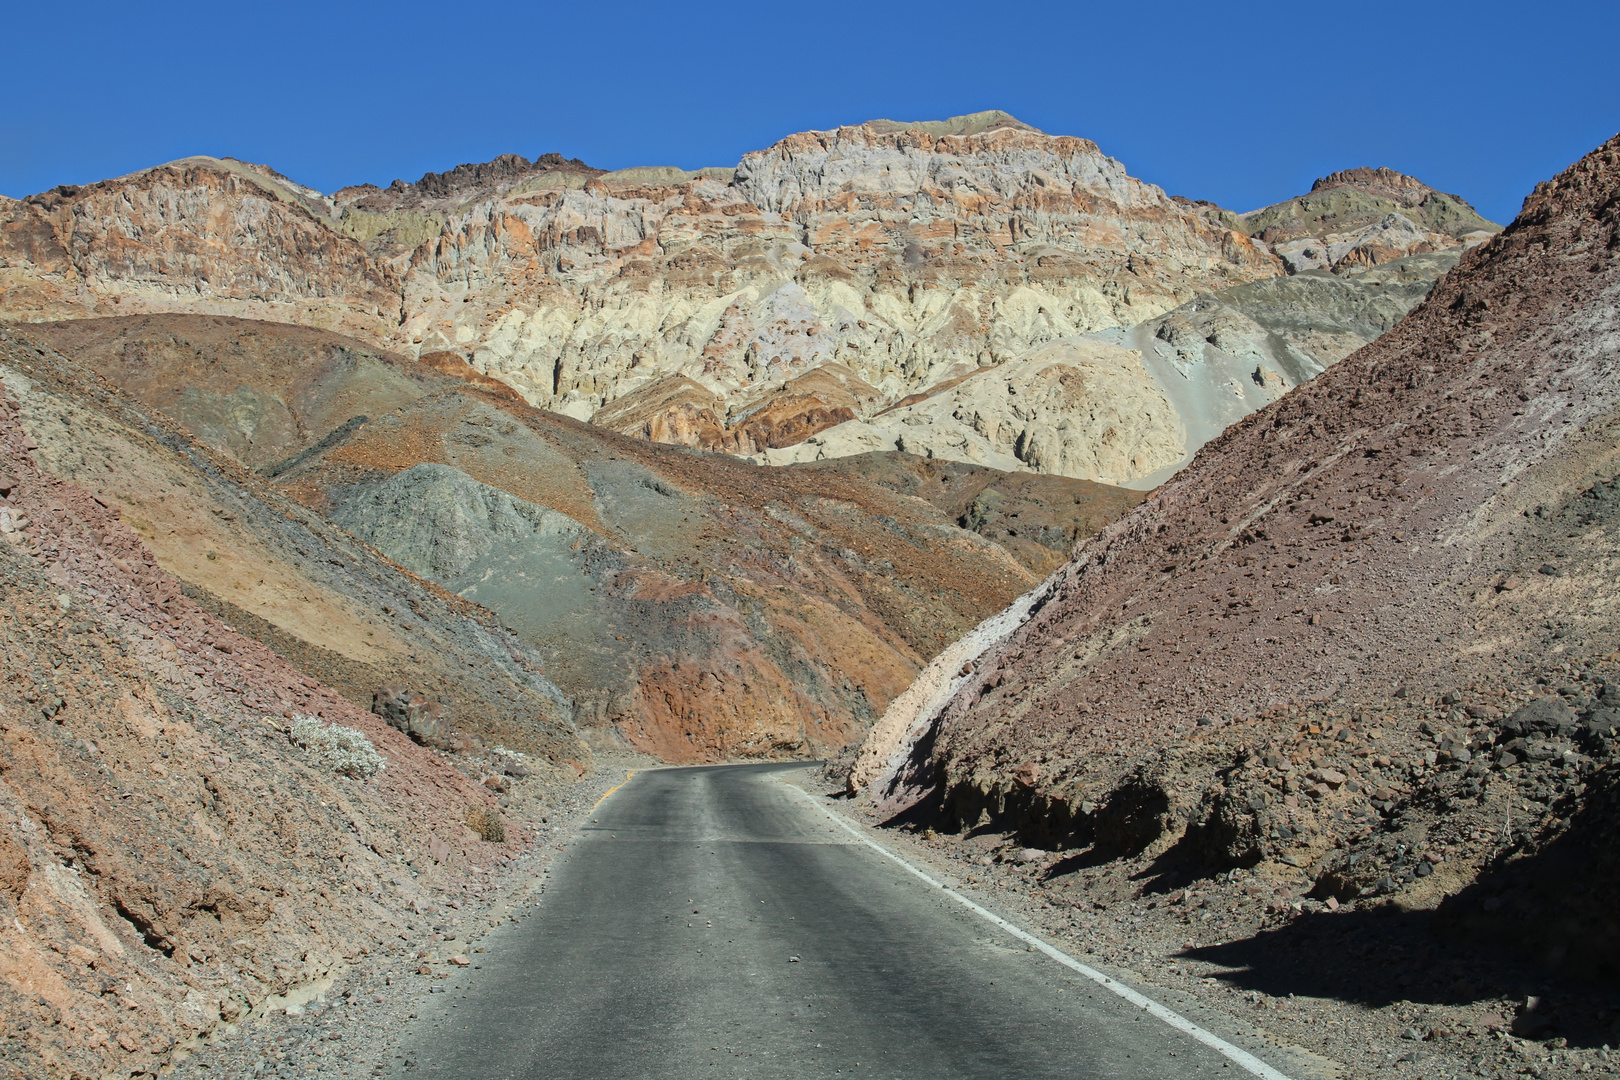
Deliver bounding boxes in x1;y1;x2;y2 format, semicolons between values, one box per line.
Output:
289;714;386;779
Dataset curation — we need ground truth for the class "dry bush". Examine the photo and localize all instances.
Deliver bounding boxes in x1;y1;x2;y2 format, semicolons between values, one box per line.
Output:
289;714;385;779
466;805;506;843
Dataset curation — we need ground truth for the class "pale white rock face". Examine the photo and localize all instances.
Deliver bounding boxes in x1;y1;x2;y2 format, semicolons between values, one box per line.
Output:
761;422;903;465
1105;303;1303;484
1273;213;1457;276
387;122;1279;422
1275;238;1332;274
760;248;1458;488
759;338;1188;488
1326;212;1442;266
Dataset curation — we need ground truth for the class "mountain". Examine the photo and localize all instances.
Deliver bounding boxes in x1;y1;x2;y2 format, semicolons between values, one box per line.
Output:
753;166;1500;486
19;315;1131;762
853;133;1620;981
0;326;592;1079
0;159;401;339
0;107;1573;1076
0;118;1500;491
1241;166;1501;273
361;109;1278;412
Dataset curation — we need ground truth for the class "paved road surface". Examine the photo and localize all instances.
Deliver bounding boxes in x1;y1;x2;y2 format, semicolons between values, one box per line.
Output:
391;763;1262;1079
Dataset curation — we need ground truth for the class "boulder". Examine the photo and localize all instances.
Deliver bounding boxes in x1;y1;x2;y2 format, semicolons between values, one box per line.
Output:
1502;697;1576;738
1579;707;1620;748
372;686;451;745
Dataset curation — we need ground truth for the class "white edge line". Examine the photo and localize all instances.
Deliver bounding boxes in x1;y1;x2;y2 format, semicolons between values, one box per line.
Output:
787;783;1295;1080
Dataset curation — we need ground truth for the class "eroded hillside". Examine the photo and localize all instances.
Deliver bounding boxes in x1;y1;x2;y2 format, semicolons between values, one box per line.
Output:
19;316;1129;762
0;331;596;1079
848;133;1620;1054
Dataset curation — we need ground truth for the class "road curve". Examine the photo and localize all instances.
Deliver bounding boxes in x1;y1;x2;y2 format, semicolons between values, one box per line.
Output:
391;763;1255;1079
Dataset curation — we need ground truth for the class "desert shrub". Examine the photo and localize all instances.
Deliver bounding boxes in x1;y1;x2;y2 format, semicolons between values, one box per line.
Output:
466;805;506;843
289;714;386;779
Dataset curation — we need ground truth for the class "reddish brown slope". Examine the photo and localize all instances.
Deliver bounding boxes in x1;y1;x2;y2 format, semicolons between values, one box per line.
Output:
870;135;1620;978
0;370;539;1079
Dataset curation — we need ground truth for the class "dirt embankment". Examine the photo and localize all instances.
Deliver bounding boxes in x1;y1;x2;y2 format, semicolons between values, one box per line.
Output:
0;331;605;1079
848;134;1620;1068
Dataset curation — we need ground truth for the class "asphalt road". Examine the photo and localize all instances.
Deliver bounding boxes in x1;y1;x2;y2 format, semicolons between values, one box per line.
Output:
391;763;1259;1079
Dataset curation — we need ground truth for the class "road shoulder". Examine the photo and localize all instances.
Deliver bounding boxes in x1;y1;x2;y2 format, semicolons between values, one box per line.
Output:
774;764;1341;1080
166;752;653;1080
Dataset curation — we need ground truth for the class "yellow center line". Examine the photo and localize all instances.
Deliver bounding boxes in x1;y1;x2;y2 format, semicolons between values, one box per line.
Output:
592;770;636;811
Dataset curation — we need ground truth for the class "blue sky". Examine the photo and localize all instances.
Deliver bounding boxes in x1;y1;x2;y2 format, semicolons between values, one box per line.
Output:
4;0;1615;224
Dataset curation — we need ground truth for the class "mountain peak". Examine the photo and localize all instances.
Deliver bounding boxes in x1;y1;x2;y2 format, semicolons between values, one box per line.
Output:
1309;165;1436;207
1242;164;1500;249
860;110;1042;137
406;151;602;199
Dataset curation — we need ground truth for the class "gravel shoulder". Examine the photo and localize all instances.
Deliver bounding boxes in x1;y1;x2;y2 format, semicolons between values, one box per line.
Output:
165;752;652;1080
795;768;1618;1080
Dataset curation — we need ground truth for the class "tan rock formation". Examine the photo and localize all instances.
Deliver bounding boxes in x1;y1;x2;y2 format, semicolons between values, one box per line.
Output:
591;363;882;454
0;115;1280;423
757;338;1188;486
0;161;399;338
0;123;1502;492
427;117;1279;419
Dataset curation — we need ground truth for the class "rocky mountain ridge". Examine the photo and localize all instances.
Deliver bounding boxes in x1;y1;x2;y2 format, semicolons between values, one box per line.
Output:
1242;165;1498;274
3;112;1495;490
392;115;1279;422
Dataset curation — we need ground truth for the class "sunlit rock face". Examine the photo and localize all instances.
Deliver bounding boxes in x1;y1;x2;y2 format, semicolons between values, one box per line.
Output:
0;116;1497;487
383;115;1281;419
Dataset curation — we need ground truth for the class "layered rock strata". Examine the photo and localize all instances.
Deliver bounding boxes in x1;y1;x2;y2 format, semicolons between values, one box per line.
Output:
759;251;1469;485
22;315;1122;763
1241;166;1500;274
0;162;400;338
0;117;1499;491
399;116;1280;421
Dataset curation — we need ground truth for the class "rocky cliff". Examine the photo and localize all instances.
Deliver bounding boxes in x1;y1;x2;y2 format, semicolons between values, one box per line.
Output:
394;114;1279;420
854;132;1620;998
754;249;1473;485
0;118;1499;491
0;161;400;339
